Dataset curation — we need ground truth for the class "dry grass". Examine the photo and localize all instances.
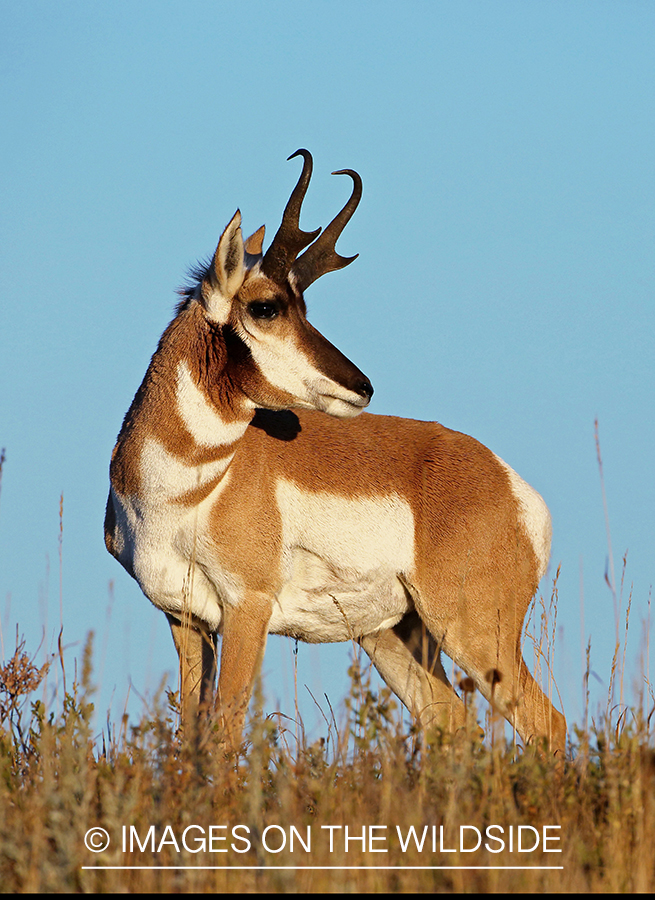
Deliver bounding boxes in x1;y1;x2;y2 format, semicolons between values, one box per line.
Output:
1;623;654;894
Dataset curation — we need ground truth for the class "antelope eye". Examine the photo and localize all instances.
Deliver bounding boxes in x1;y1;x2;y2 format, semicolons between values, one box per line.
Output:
248;301;279;320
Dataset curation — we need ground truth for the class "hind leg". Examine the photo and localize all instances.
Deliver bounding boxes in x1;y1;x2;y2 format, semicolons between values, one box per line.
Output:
468;644;566;755
493;653;566;755
360;611;469;732
418;594;566;755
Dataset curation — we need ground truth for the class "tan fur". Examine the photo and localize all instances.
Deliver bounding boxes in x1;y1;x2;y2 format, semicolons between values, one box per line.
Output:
105;154;566;756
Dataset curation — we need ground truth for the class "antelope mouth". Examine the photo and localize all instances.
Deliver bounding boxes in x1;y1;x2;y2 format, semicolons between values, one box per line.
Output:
307;372;374;418
311;385;373;419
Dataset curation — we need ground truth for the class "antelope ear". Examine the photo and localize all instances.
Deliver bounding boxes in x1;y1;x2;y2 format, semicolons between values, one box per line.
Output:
202;210;245;322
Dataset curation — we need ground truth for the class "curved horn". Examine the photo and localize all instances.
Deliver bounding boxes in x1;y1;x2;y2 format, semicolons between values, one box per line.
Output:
261;149;321;283
289;169;362;293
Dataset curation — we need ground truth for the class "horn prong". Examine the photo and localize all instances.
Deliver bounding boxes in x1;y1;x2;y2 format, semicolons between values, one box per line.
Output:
290;168;362;292
261;150;321;283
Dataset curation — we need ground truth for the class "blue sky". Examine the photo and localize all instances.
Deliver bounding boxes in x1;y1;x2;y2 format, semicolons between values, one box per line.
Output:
1;1;654;745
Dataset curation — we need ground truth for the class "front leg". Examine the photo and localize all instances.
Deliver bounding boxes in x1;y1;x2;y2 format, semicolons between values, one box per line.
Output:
216;593;273;751
166;613;217;727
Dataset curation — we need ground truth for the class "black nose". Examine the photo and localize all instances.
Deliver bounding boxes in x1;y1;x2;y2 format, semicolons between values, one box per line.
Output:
355;378;374;401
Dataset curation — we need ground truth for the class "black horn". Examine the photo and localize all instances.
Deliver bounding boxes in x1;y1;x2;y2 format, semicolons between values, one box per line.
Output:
261;150;321;283
290;169;362;293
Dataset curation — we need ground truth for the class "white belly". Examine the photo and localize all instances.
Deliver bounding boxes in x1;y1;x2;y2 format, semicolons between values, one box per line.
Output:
270;548;412;641
270;482;416;641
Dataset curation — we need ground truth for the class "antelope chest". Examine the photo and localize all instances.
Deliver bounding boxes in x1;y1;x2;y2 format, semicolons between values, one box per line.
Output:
109;480;235;632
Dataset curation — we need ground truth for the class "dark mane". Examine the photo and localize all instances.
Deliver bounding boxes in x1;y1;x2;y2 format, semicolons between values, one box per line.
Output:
176;257;212;312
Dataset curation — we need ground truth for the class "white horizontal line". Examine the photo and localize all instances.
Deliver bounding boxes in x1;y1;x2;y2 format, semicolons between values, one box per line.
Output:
82;865;564;871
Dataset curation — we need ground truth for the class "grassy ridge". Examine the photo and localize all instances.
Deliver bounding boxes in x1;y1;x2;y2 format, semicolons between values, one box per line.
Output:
1;633;654;893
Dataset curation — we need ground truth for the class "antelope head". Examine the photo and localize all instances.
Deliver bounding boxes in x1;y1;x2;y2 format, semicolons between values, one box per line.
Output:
192;150;373;419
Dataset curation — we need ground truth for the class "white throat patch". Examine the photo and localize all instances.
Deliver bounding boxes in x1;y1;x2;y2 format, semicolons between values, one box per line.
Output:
176;361;245;447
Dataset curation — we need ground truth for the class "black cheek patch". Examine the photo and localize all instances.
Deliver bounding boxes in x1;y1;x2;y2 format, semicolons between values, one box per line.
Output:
223;325;252;364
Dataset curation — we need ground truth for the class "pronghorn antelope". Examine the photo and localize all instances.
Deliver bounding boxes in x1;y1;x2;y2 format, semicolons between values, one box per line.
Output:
105;150;566;755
